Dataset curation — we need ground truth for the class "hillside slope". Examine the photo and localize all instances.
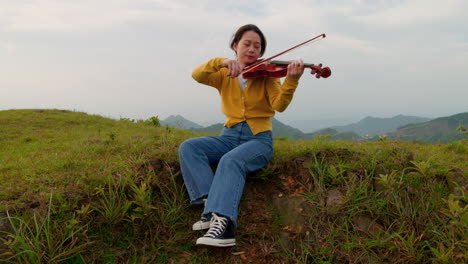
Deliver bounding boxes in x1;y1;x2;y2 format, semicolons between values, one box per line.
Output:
388;112;468;143
0;109;466;264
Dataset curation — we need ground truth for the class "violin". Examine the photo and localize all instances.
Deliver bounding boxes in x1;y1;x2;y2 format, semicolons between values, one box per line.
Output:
239;33;331;80
242;60;331;79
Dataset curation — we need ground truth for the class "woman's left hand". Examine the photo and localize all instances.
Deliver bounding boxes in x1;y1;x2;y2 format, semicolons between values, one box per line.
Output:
286;59;305;80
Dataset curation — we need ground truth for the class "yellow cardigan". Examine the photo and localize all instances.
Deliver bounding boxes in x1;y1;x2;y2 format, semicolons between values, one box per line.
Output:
192;57;300;135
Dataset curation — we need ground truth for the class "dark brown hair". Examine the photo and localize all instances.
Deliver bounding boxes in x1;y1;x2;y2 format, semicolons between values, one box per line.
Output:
230;24;267;56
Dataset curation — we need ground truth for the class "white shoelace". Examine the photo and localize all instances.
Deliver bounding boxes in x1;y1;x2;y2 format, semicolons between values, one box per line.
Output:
204;213;228;238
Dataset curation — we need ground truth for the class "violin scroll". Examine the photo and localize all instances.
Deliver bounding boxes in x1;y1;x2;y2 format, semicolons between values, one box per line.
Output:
310;64;331;79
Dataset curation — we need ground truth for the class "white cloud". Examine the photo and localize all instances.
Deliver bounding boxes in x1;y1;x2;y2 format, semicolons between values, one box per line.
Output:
351;0;468;27
0;0;150;32
327;34;386;55
0;41;16;53
1;0;467;33
0;0;264;32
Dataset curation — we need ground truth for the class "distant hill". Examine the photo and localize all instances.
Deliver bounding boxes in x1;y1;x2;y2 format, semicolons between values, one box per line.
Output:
332;115;432;136
387;112;468;143
288;117;360;133
271;118;304;139
161;115;203;129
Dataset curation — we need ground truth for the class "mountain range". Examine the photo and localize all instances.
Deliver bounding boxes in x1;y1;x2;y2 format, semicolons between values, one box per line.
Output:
161;112;468;143
331;115;432;136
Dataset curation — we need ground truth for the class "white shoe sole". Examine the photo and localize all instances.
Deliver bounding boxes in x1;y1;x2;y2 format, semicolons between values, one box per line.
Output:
192;221;211;231
196;237;236;247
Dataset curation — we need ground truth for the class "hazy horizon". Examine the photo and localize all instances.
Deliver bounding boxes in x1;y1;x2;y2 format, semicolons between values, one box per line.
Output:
1;0;467;129
158;110;464;133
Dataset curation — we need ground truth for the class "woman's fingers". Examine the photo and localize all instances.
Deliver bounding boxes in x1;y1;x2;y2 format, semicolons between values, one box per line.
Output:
223;59;242;77
287;59;304;79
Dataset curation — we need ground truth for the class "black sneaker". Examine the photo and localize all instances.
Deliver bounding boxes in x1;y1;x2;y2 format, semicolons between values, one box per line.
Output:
196;213;236;247
192;214;212;231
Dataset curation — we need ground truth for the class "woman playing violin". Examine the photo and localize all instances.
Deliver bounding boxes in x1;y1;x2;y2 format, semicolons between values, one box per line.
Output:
178;24;305;247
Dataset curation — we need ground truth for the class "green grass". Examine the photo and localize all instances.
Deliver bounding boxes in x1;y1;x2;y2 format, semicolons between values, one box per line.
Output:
0;109;467;263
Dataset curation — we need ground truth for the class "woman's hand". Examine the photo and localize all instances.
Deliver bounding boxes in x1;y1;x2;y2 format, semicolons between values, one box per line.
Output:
286;59;305;80
223;59;243;78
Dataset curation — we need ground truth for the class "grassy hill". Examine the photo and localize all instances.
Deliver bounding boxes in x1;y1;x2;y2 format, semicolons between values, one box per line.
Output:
302;128;364;142
0;109;467;263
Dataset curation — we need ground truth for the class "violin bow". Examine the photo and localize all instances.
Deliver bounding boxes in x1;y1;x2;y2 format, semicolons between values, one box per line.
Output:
241;33;327;74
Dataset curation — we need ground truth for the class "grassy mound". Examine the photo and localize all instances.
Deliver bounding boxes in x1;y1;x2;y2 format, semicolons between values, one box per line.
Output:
0;109;466;263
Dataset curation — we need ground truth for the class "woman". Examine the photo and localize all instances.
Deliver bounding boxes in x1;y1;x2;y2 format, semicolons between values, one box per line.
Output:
178;24;304;247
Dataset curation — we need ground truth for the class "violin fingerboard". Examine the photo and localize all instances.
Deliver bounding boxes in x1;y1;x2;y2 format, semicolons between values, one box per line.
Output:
270;60;316;67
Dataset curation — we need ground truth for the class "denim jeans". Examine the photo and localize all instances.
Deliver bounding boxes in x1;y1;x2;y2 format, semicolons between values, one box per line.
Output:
178;121;273;228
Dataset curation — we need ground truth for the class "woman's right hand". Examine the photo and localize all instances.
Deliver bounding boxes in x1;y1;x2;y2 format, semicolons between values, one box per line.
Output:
223;59;243;78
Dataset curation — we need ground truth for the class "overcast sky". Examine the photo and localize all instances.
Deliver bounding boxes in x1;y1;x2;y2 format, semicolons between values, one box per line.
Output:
1;0;467;130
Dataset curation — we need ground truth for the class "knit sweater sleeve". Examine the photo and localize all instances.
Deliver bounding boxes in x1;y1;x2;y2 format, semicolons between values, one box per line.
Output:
191;57;227;90
265;77;299;112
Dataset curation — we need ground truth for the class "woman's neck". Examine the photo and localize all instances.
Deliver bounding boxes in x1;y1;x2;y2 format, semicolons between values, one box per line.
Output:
237;59;247;69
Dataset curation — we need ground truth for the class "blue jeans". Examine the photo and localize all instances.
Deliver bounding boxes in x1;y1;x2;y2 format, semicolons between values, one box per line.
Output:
178;122;273;228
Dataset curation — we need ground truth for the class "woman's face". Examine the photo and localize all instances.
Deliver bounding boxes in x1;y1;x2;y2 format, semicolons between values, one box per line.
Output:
233;30;262;67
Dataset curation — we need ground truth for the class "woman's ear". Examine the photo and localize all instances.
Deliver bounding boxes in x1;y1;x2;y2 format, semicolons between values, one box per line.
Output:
232;43;238;54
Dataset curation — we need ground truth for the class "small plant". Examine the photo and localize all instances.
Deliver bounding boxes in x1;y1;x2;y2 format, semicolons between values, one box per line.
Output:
308;153;328;195
128;181;155;221
410;160;432;177
76;204;93;219
376;170;401;190
146;116;161;127
429;242;455;264
441;193;467;225
325;164;347;187
107;131;116;142
378;135;388;142
456;125;467;135
92;177;132;225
